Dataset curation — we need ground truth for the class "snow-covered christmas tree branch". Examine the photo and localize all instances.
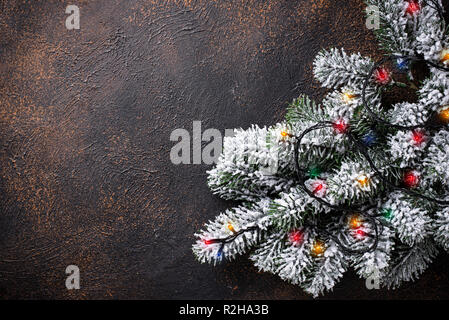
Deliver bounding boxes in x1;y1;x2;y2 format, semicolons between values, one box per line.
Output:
193;0;449;297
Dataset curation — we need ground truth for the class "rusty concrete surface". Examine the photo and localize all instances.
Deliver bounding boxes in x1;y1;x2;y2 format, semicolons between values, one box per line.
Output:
0;0;448;299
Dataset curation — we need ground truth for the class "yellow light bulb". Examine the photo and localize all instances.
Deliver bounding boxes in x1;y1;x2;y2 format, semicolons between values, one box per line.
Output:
342;92;356;103
441;50;449;63
227;223;236;233
349;214;362;229
281;130;293;139
439;107;449;123
357;175;370;187
312;240;326;256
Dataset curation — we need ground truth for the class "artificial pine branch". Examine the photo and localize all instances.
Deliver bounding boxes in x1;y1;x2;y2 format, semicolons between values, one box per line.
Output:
193;0;449;296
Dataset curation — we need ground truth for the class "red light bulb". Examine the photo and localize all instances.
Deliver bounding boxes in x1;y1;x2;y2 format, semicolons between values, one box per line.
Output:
406;1;420;15
356;229;366;238
288;230;304;246
204;239;215;245
403;170;419;188
333;119;349;134
309;179;327;197
412;130;426;146
313;183;323;193
374;67;391;85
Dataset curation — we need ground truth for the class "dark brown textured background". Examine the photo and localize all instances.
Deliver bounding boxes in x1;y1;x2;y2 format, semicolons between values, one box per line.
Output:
0;0;448;299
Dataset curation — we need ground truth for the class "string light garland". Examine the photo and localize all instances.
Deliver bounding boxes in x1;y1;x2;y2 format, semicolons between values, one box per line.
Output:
202;225;259;251
196;0;449;263
190;0;449;299
346;130;449;205
292;123;381;254
361;54;449;130
291;54;449;250
294;122;375;211
290;118;449;253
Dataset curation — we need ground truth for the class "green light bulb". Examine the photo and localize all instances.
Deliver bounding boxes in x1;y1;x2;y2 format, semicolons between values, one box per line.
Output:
383;209;393;220
308;167;321;178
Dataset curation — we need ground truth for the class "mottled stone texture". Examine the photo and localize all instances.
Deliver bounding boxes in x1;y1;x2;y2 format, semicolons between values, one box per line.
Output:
0;0;448;299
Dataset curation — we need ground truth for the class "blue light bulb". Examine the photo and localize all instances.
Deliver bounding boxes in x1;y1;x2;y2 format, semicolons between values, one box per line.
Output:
362;131;377;147
217;247;224;260
396;58;409;71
